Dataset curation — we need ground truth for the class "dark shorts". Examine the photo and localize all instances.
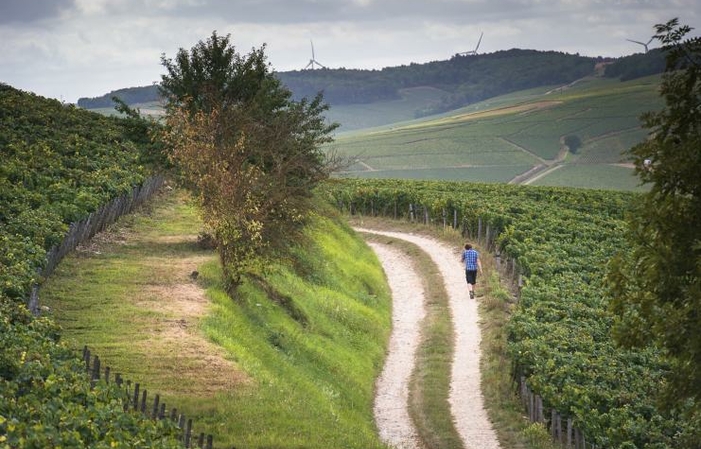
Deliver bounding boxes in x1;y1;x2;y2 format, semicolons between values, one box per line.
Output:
465;269;477;285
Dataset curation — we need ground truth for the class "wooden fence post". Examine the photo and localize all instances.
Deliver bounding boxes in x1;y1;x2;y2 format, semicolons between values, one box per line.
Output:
132;383;140;412
152;393;160;419
91;355;100;387
140;389;148;414
478;217;483;243
184;418;193;448
551;409;557;440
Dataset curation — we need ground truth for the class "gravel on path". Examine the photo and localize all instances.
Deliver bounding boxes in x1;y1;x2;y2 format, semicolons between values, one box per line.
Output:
360;229;502;449
370;242;426;449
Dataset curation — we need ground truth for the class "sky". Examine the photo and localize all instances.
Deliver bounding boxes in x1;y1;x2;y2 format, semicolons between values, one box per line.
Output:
1;0;700;104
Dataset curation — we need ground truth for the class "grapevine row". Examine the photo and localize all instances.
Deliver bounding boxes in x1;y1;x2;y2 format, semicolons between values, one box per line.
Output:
320;178;689;448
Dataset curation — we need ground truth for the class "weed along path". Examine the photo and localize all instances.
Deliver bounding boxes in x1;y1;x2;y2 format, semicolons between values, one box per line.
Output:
358;228;502;449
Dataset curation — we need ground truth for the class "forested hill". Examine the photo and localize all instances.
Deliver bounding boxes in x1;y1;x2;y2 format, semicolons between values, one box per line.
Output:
77;48;597;110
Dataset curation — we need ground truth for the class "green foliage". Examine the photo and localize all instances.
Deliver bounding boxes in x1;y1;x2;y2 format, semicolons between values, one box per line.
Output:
280;48;597;113
82;48;598;115
0;83;151;302
112;97;169;170
160;32;338;292
321;177;698;447
607;19;701;415
77;84;161;109
0;300;185;448
564;134;582;153
604;48;667;81
0;84;184;447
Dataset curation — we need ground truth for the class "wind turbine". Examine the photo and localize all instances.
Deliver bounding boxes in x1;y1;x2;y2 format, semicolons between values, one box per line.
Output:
304;40;326;70
626;37;654;53
460;32;483;56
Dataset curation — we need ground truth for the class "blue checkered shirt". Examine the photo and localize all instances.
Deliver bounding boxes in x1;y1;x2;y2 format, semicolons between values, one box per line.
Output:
462;249;479;271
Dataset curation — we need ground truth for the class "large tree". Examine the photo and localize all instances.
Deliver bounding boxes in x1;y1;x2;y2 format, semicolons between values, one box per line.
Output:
160;32;337;293
607;19;701;410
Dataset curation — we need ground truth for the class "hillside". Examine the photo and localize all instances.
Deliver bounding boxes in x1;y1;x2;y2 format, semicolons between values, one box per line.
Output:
0;82;395;448
78;48;599;112
40;189;394;448
77;48;665;118
329;75;662;190
0;83;188;447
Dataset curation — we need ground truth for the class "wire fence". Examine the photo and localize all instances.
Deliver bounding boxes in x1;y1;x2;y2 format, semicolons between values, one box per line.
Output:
28;174;165;315
83;346;213;449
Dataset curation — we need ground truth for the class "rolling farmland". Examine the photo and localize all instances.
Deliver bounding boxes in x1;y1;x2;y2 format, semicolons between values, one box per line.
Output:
328;75;662;191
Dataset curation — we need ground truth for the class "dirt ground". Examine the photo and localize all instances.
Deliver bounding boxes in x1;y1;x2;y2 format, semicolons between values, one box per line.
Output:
360;228;502;449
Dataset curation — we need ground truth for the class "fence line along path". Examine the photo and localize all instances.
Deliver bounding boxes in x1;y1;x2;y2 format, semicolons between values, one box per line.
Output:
358;228;502;449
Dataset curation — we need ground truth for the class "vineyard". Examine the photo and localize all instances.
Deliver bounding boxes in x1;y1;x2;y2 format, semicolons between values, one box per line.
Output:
319;178;697;448
0;84;189;447
328;75;662;190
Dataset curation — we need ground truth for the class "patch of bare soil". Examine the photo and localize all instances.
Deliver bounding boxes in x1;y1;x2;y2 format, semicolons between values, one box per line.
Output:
131;235;250;395
76;219;249;396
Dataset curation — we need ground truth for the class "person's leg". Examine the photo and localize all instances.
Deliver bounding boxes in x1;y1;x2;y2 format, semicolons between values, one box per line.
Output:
466;270;477;298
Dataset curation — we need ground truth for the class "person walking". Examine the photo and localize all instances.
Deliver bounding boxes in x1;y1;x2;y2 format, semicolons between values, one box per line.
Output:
461;243;483;299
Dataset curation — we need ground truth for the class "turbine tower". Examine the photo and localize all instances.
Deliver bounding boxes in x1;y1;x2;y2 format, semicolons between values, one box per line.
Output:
304;40;326;70
460;32;483;56
626;37;653;53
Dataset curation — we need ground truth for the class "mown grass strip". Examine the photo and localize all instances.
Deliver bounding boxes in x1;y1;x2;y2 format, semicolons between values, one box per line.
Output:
42;190;394;449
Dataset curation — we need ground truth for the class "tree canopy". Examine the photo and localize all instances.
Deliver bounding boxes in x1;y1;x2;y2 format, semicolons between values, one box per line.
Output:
159;32;337;293
607;18;701;417
79;48;604;114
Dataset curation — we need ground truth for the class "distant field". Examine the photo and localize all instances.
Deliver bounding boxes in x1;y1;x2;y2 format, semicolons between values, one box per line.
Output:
339;165;534;183
528;164;647;191
88;100;165;117
324;86;450;131
329;75;662;191
84;75;661;191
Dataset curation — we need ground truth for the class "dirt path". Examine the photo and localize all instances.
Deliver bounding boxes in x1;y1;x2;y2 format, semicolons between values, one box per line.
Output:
359;228;501;449
370;242;426;449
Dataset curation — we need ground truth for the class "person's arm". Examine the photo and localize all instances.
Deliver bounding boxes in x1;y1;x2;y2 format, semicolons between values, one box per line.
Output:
477;257;483;273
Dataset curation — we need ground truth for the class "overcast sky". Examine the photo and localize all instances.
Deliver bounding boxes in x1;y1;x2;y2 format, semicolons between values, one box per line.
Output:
1;0;699;104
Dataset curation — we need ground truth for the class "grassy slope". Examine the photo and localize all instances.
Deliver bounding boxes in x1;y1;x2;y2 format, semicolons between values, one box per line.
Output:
42;189;393;449
328;75;662;190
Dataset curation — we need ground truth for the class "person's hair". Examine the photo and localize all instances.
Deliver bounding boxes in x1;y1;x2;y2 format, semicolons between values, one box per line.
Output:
464;243;472;250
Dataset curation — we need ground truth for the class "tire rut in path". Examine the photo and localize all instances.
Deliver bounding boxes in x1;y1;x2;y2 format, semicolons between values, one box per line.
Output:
370;242;425;449
361;229;502;449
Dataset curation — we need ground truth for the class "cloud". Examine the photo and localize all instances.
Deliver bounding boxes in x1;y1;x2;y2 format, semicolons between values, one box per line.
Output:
0;0;76;25
0;0;699;103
